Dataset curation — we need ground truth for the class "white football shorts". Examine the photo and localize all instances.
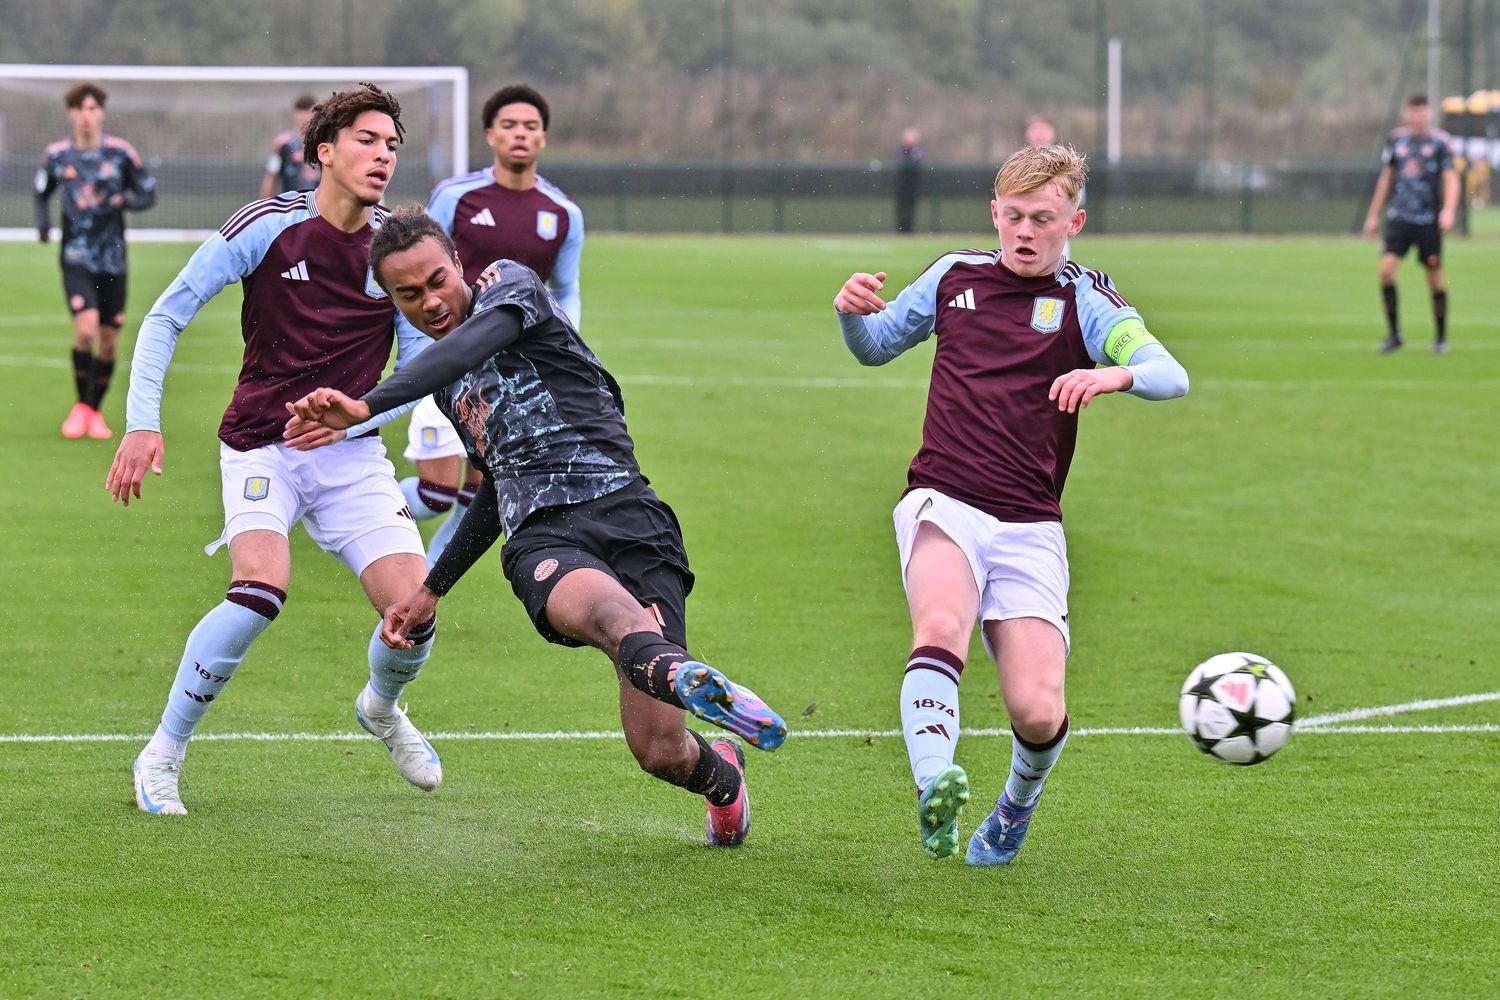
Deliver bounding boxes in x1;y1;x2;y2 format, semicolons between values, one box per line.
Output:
893;487;1071;655
403;395;466;463
207;435;424;576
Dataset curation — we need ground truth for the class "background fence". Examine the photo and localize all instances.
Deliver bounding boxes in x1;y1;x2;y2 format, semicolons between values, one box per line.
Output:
2;156;1392;236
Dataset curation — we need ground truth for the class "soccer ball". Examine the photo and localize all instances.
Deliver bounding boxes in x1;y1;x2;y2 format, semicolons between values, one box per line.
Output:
1179;652;1296;765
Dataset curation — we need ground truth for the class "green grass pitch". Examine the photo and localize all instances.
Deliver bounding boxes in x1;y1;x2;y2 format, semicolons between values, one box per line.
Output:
1;228;1497;998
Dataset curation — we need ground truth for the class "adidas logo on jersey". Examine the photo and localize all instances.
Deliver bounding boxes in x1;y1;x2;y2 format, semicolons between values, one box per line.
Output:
947;288;976;310
280;260;310;281
469;208;496;226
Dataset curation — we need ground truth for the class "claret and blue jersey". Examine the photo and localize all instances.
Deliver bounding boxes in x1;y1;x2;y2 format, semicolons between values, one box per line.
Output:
126;191;428;450
839;250;1187;522
426;169;584;325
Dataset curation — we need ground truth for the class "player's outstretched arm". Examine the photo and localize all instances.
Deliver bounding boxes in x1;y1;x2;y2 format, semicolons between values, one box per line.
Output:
286;389;370;431
106;430;164;507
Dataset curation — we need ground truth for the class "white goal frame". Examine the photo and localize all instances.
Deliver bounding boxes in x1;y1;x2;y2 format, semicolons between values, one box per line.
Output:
0;63;469;241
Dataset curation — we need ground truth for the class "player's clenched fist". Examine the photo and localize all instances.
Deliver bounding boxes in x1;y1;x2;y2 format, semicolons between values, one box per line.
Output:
834;271;889;315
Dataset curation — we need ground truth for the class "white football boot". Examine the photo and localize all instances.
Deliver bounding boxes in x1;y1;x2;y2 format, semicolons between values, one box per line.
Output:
354;689;443;791
132;753;187;815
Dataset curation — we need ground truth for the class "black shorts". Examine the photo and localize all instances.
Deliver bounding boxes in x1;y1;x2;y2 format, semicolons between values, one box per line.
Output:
500;479;695;648
1381;220;1442;265
61;265;127;322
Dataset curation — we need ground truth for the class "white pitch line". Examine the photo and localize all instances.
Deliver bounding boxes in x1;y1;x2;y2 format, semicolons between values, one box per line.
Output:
3;723;1497;745
1297;691;1500;729
0;353;1495;393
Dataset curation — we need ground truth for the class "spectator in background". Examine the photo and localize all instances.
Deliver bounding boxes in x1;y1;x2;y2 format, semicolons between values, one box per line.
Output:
259;94;319;198
1025;117;1058;147
895;127;924;234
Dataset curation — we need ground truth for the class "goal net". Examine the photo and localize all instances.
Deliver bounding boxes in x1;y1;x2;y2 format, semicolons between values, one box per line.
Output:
0;64;469;238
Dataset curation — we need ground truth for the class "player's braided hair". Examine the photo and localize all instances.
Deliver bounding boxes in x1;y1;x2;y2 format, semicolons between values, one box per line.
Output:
64;81;107;109
481;84;550;130
994;143;1088;204
302;82;405;166
369;206;457;289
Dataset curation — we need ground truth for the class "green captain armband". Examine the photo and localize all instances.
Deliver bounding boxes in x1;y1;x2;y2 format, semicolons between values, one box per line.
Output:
1103;317;1158;366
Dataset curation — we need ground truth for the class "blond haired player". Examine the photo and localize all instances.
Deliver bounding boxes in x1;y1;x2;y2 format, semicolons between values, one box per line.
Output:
833;145;1188;864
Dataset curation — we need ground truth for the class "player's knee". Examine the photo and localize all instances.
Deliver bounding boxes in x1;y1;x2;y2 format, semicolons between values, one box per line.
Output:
595;598;658;651
1010;697;1066;743
913;609;971;653
629;735;693;780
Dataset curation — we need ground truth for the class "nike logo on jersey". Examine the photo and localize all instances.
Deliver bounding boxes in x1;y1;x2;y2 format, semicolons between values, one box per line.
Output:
280;260;310;281
469;208;496;226
947;288;976;310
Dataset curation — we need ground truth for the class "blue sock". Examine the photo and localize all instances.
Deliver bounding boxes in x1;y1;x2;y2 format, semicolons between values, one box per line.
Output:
424;488;472;568
363;616;437;713
158;581;285;743
400;476;457;521
1003;715;1070;806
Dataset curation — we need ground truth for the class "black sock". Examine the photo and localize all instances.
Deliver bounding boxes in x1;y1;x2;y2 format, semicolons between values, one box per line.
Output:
680;729;742;806
1380;284;1399;336
1432;290;1447;341
616;631;688;708
71;348;92;404
86;357;115;410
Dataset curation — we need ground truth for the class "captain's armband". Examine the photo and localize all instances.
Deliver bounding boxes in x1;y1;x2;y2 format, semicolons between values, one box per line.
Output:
1104;317;1159;366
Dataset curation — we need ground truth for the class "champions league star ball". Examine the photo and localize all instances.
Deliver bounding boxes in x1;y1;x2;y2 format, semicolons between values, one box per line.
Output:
1179;652;1296;765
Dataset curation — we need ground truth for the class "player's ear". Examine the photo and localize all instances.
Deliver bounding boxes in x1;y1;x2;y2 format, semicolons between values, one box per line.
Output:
1068;208;1086;237
317;141;334;169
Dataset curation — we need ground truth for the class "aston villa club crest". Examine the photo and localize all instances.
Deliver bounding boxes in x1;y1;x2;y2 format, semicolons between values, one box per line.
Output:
243;477;270;501
1030;297;1066;334
421;427;438;447
364;265;388;299
536;210;559;240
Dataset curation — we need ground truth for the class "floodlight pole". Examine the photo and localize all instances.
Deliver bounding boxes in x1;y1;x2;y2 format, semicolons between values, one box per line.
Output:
721;0;734;233
1430;0;1442;103
1107;39;1122;165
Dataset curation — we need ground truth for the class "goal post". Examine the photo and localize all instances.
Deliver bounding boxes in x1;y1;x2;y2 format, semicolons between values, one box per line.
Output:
0;64;469;239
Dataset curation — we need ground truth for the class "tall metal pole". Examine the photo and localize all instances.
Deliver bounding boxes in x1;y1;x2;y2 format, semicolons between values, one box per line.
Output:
1108;39;1122;165
1461;0;1474;234
720;0;734;233
1095;0;1109;155
1429;0;1442;101
1202;0;1215;161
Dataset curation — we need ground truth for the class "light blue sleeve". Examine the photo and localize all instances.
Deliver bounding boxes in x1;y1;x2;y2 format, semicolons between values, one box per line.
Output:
1070;270;1186;400
343;312;432;435
1121;343;1189;400
548;199;584;327
836;255;964;366
426;182;462;236
1073;271;1143;368
125;232;256;434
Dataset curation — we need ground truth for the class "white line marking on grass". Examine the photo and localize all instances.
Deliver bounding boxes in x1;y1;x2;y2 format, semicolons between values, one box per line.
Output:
1297;690;1500;729
4;723;1497;745
1;353;1497;392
